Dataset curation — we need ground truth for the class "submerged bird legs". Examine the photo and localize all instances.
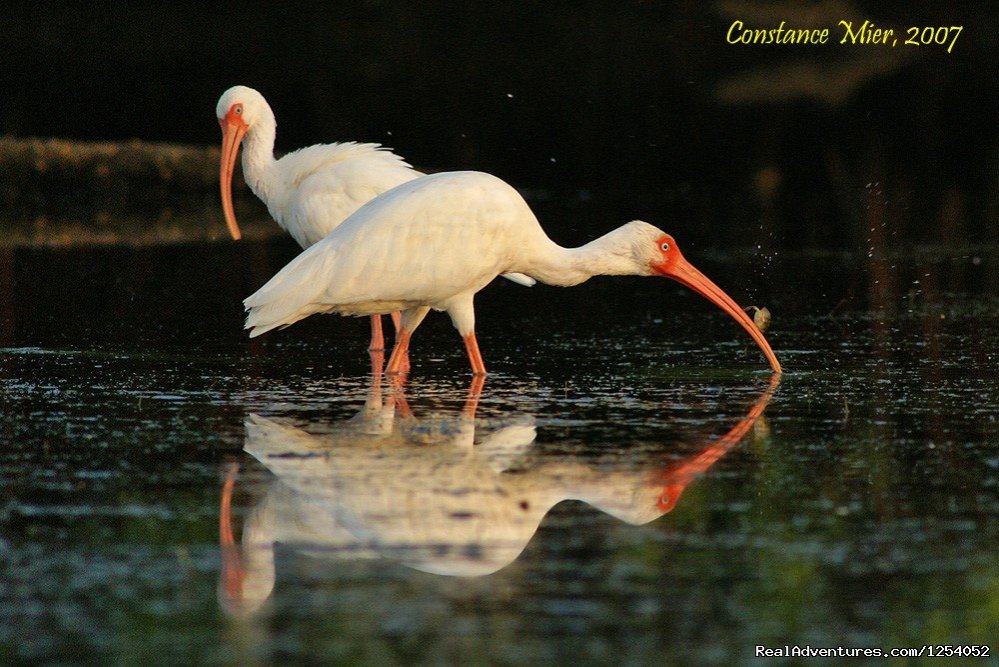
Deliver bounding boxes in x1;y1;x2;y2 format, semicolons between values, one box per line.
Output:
385;306;489;376
368;312;403;352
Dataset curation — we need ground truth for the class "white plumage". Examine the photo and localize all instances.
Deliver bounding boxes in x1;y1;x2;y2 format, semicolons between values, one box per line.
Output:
217;375;776;613
245;172;533;332
243;170;782;375
216;86;533;352
217;85;419;246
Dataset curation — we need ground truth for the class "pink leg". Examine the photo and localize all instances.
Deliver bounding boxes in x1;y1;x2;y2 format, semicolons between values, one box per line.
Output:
219;462;245;605
386;329;412;375
386;307;429;375
369;315;385;352
391;383;413;417
463;374;486;417
463;332;487;376
387;311;408;372
369;349;385;387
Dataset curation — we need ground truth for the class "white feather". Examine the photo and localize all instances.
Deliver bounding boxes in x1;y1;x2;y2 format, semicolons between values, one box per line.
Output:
218;86;533;284
244;171;665;338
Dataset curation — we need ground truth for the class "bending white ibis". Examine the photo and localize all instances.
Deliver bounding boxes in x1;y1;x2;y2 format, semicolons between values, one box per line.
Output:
243;171;782;375
216;85;533;350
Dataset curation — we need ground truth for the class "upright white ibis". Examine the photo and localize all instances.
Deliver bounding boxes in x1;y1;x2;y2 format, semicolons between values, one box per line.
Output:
216;85;533;350
243;170;782;375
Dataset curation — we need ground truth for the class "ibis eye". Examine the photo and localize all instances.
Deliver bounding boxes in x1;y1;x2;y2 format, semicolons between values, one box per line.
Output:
234;105;243;115
660;242;670;252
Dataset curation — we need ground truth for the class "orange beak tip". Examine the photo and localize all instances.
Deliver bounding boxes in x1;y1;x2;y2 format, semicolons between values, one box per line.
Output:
664;259;783;374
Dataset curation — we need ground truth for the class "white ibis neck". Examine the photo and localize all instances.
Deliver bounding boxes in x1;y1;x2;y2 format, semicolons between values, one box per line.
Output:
239;111;280;211
525;227;648;287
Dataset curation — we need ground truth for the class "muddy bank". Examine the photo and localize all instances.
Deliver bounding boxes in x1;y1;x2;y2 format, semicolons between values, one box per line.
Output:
0;136;274;246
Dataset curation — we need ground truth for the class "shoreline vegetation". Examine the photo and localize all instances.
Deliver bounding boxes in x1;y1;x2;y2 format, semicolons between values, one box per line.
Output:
0;135;276;247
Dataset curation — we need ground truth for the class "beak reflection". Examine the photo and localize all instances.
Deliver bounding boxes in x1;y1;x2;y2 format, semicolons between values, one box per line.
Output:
219;373;779;616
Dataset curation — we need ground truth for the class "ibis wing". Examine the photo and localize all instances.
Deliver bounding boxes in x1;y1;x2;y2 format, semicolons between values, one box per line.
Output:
286;154;422;247
244;171;542;337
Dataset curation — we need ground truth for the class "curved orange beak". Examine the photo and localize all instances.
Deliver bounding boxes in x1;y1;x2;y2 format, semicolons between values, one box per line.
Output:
655;253;782;373
219;117;248;240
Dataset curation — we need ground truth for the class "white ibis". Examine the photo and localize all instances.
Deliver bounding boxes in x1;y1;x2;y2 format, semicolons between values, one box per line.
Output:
218;374;777;611
217;85;418;349
216;85;533;351
243;170;782;375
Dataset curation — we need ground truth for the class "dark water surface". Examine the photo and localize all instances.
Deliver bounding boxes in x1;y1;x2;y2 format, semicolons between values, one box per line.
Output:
1;239;997;664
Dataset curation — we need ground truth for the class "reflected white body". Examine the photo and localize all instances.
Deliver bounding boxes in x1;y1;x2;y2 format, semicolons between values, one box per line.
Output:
218;376;777;616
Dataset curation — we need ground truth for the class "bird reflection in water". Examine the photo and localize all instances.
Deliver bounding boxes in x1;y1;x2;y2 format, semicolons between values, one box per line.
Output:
219;372;779;616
